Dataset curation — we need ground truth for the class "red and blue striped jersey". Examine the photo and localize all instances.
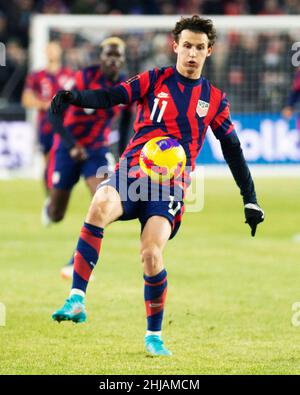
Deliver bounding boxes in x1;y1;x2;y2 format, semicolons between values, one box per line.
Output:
114;66;235;183
24;68;75;136
64;66;126;149
287;68;300;107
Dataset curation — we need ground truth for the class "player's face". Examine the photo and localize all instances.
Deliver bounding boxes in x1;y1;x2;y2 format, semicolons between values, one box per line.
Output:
46;42;62;63
100;44;125;79
173;30;212;79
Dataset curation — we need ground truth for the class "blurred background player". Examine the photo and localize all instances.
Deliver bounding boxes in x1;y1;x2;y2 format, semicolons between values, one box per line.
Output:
282;66;300;241
282;66;300;141
21;41;75;192
44;36;131;278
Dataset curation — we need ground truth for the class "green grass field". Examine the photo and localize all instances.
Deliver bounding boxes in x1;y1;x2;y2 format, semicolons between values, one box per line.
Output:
0;177;300;374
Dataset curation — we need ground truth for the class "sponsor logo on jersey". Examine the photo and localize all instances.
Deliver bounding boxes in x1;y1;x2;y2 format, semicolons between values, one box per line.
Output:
157;92;169;99
83;108;95;115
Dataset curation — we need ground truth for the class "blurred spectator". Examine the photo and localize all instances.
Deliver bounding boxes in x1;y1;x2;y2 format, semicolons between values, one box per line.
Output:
259;0;283;15
37;0;69;14
202;0;224;14
71;0;110;14
241;34;260;111
5;0;35;47
258;36;288;110
180;0;204;15
142;33;172;70
223;33;247;111
125;35;145;76
160;1;177;15
0;39;27;103
224;0;250;15
0;11;8;43
282;0;300;14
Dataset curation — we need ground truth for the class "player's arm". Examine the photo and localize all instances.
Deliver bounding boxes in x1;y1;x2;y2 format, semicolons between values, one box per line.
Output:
220;132;256;204
21;73;50;111
22;88;50;111
48;103;87;162
221;133;264;237
50;70;156;113
211;93;264;236
118;106;132;156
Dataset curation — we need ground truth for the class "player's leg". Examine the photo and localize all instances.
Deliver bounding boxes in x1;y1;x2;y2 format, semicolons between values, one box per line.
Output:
52;184;123;323
60;176;105;279
39;132;54;195
42;143;79;226
42;153;50;194
85;175;105;196
140;215;172;356
60;147;109;277
47;188;72;222
82;147;114;196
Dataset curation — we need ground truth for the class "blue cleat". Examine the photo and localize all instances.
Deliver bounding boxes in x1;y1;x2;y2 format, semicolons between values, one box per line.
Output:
52;294;86;323
145;335;172;356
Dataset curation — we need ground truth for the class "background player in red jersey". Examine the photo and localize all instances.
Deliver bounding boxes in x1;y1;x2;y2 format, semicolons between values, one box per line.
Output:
282;67;300;144
21;41;75;192
44;37;131;278
49;16;264;356
282;67;300;117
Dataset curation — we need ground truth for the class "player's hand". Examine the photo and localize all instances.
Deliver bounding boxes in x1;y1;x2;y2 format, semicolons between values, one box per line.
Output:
41;101;51;111
50;90;74;114
69;144;88;162
282;106;293;119
244;203;265;237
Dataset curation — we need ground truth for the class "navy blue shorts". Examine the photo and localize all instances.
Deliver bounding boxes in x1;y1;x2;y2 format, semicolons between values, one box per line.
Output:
39;132;53;155
47;143;112;190
98;168;185;239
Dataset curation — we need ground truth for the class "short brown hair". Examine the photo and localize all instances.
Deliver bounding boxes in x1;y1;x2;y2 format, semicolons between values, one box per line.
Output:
172;15;217;47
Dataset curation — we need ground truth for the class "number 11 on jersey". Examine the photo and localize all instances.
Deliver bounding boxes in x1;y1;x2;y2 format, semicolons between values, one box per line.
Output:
150;98;168;122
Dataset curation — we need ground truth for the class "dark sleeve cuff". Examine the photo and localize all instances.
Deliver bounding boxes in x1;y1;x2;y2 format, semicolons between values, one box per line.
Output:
220;133;257;204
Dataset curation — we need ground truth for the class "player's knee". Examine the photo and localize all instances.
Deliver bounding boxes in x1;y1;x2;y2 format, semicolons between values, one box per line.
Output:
89;193;111;226
141;244;162;273
48;206;65;222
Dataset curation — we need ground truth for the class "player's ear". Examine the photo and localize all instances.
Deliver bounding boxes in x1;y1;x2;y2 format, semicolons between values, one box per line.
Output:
173;41;178;54
206;46;213;57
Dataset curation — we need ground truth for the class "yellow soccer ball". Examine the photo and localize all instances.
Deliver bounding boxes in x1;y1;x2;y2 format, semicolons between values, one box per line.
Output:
139;136;186;182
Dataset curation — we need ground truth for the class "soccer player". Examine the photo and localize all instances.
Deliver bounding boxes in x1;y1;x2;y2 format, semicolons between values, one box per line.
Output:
22;41;75;192
282;67;300;140
49;16;264;356
45;37;130;222
44;37;131;278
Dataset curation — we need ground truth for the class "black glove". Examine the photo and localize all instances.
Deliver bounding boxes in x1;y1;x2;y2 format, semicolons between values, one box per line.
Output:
244;203;265;237
48;96;77;151
50;90;75;114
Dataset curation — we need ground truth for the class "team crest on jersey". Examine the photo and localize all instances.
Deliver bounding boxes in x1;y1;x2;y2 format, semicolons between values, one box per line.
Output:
58;75;75;90
196;100;209;117
52;171;60;185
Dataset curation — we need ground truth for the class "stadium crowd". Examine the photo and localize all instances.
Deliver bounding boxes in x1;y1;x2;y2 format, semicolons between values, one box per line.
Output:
0;0;299;112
